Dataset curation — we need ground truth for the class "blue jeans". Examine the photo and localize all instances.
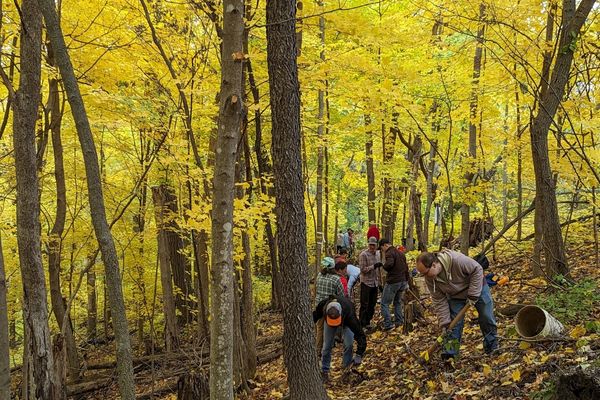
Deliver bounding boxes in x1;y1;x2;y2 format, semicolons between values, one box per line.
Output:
381;281;408;329
321;324;354;372
442;283;498;358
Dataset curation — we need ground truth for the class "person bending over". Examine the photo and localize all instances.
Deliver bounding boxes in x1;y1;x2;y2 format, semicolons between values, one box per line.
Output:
313;294;366;383
416;249;498;359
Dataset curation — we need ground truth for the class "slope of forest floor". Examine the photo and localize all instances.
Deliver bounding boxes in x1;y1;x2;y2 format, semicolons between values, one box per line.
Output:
250;243;600;400
63;243;599;399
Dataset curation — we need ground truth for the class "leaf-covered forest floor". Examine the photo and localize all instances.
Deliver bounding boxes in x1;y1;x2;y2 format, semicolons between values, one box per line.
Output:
65;242;600;399
250;242;600;400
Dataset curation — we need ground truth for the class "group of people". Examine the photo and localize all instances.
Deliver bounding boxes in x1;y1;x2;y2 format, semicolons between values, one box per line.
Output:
314;224;499;382
336;228;356;257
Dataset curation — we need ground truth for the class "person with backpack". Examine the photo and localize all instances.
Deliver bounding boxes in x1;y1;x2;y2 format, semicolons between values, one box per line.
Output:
379;238;409;330
313;294;366;383
416;249;498;360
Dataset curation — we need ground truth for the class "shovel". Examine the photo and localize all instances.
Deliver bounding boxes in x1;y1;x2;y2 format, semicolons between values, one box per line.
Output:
420;302;473;363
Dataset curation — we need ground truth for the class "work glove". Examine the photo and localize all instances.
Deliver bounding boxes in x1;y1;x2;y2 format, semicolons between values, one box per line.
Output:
467;296;479;306
374;262;383;269
352;355;362;366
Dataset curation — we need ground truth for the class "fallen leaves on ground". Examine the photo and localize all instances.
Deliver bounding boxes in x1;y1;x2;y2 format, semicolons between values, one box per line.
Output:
250;243;600;399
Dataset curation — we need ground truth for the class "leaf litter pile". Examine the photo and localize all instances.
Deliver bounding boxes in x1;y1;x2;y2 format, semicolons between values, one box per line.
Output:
251;244;600;399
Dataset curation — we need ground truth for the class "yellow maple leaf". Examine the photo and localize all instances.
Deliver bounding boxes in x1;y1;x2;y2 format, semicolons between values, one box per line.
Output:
483;364;491;376
519;341;531;350
427;380;436;392
569;325;587;339
512;369;521;382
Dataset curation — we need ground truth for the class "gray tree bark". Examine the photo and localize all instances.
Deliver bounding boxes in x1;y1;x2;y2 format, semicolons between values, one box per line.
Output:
529;0;596;277
151;186;180;352
0;234;10;400
209;0;244;395
460;3;486;255
35;0;136;397
86;263;97;341
314;2;326;278
365;115;377;225
12;0;59;398
247;58;281;310
45;44;81;382
266;0;329;397
381;123;396;241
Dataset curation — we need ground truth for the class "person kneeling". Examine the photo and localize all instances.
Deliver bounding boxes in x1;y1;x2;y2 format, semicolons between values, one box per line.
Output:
313;294;366;383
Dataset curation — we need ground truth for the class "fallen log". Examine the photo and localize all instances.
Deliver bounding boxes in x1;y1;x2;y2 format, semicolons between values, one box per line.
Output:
88;350;207;371
67;377;112;397
520;211;600;242
134;345;283;399
88;335;281;371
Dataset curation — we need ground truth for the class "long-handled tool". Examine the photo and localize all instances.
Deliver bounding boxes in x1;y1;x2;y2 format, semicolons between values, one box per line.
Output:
420;303;472;363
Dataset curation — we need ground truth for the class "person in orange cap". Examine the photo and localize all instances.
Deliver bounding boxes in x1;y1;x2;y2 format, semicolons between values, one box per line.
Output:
313;294;366;383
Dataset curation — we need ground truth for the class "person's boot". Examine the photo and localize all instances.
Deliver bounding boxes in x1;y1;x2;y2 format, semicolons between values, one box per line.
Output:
321;371;330;384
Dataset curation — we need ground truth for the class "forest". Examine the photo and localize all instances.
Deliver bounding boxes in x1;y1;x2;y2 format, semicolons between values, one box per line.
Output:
0;0;599;398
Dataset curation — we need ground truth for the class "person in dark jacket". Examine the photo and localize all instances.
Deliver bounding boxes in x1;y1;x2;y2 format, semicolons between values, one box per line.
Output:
379;238;409;330
313;295;366;382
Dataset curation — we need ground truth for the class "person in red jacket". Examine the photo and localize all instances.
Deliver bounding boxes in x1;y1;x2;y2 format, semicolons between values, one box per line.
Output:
366;223;380;241
334;261;349;297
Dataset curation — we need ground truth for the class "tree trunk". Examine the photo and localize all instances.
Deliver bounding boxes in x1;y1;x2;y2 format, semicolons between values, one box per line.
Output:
423;139;437;250
209;0;244;395
529;0;596;277
406;135;423;250
192;230;210;338
502;106;509;228
324;101;330;251
515;71;524;241
86;264;97;341
134;133;150;347
154;187;193;326
266;0;328;397
46;66;80;382
314;4;326;278
237;109;257;379
12;0;59;397
460;3;486;255
36;0;137;396
152;186;180;352
381;122;396;241
241;231;256;378
593;187;599;269
247;58;281;310
232;275;247;391
0;234;10;400
365;115;376;225
532;2;556;275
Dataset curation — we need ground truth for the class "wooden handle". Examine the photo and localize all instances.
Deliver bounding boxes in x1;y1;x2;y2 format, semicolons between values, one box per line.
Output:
424;303;472;359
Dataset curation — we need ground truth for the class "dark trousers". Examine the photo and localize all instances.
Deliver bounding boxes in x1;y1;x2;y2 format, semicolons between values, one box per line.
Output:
359;283;378;327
